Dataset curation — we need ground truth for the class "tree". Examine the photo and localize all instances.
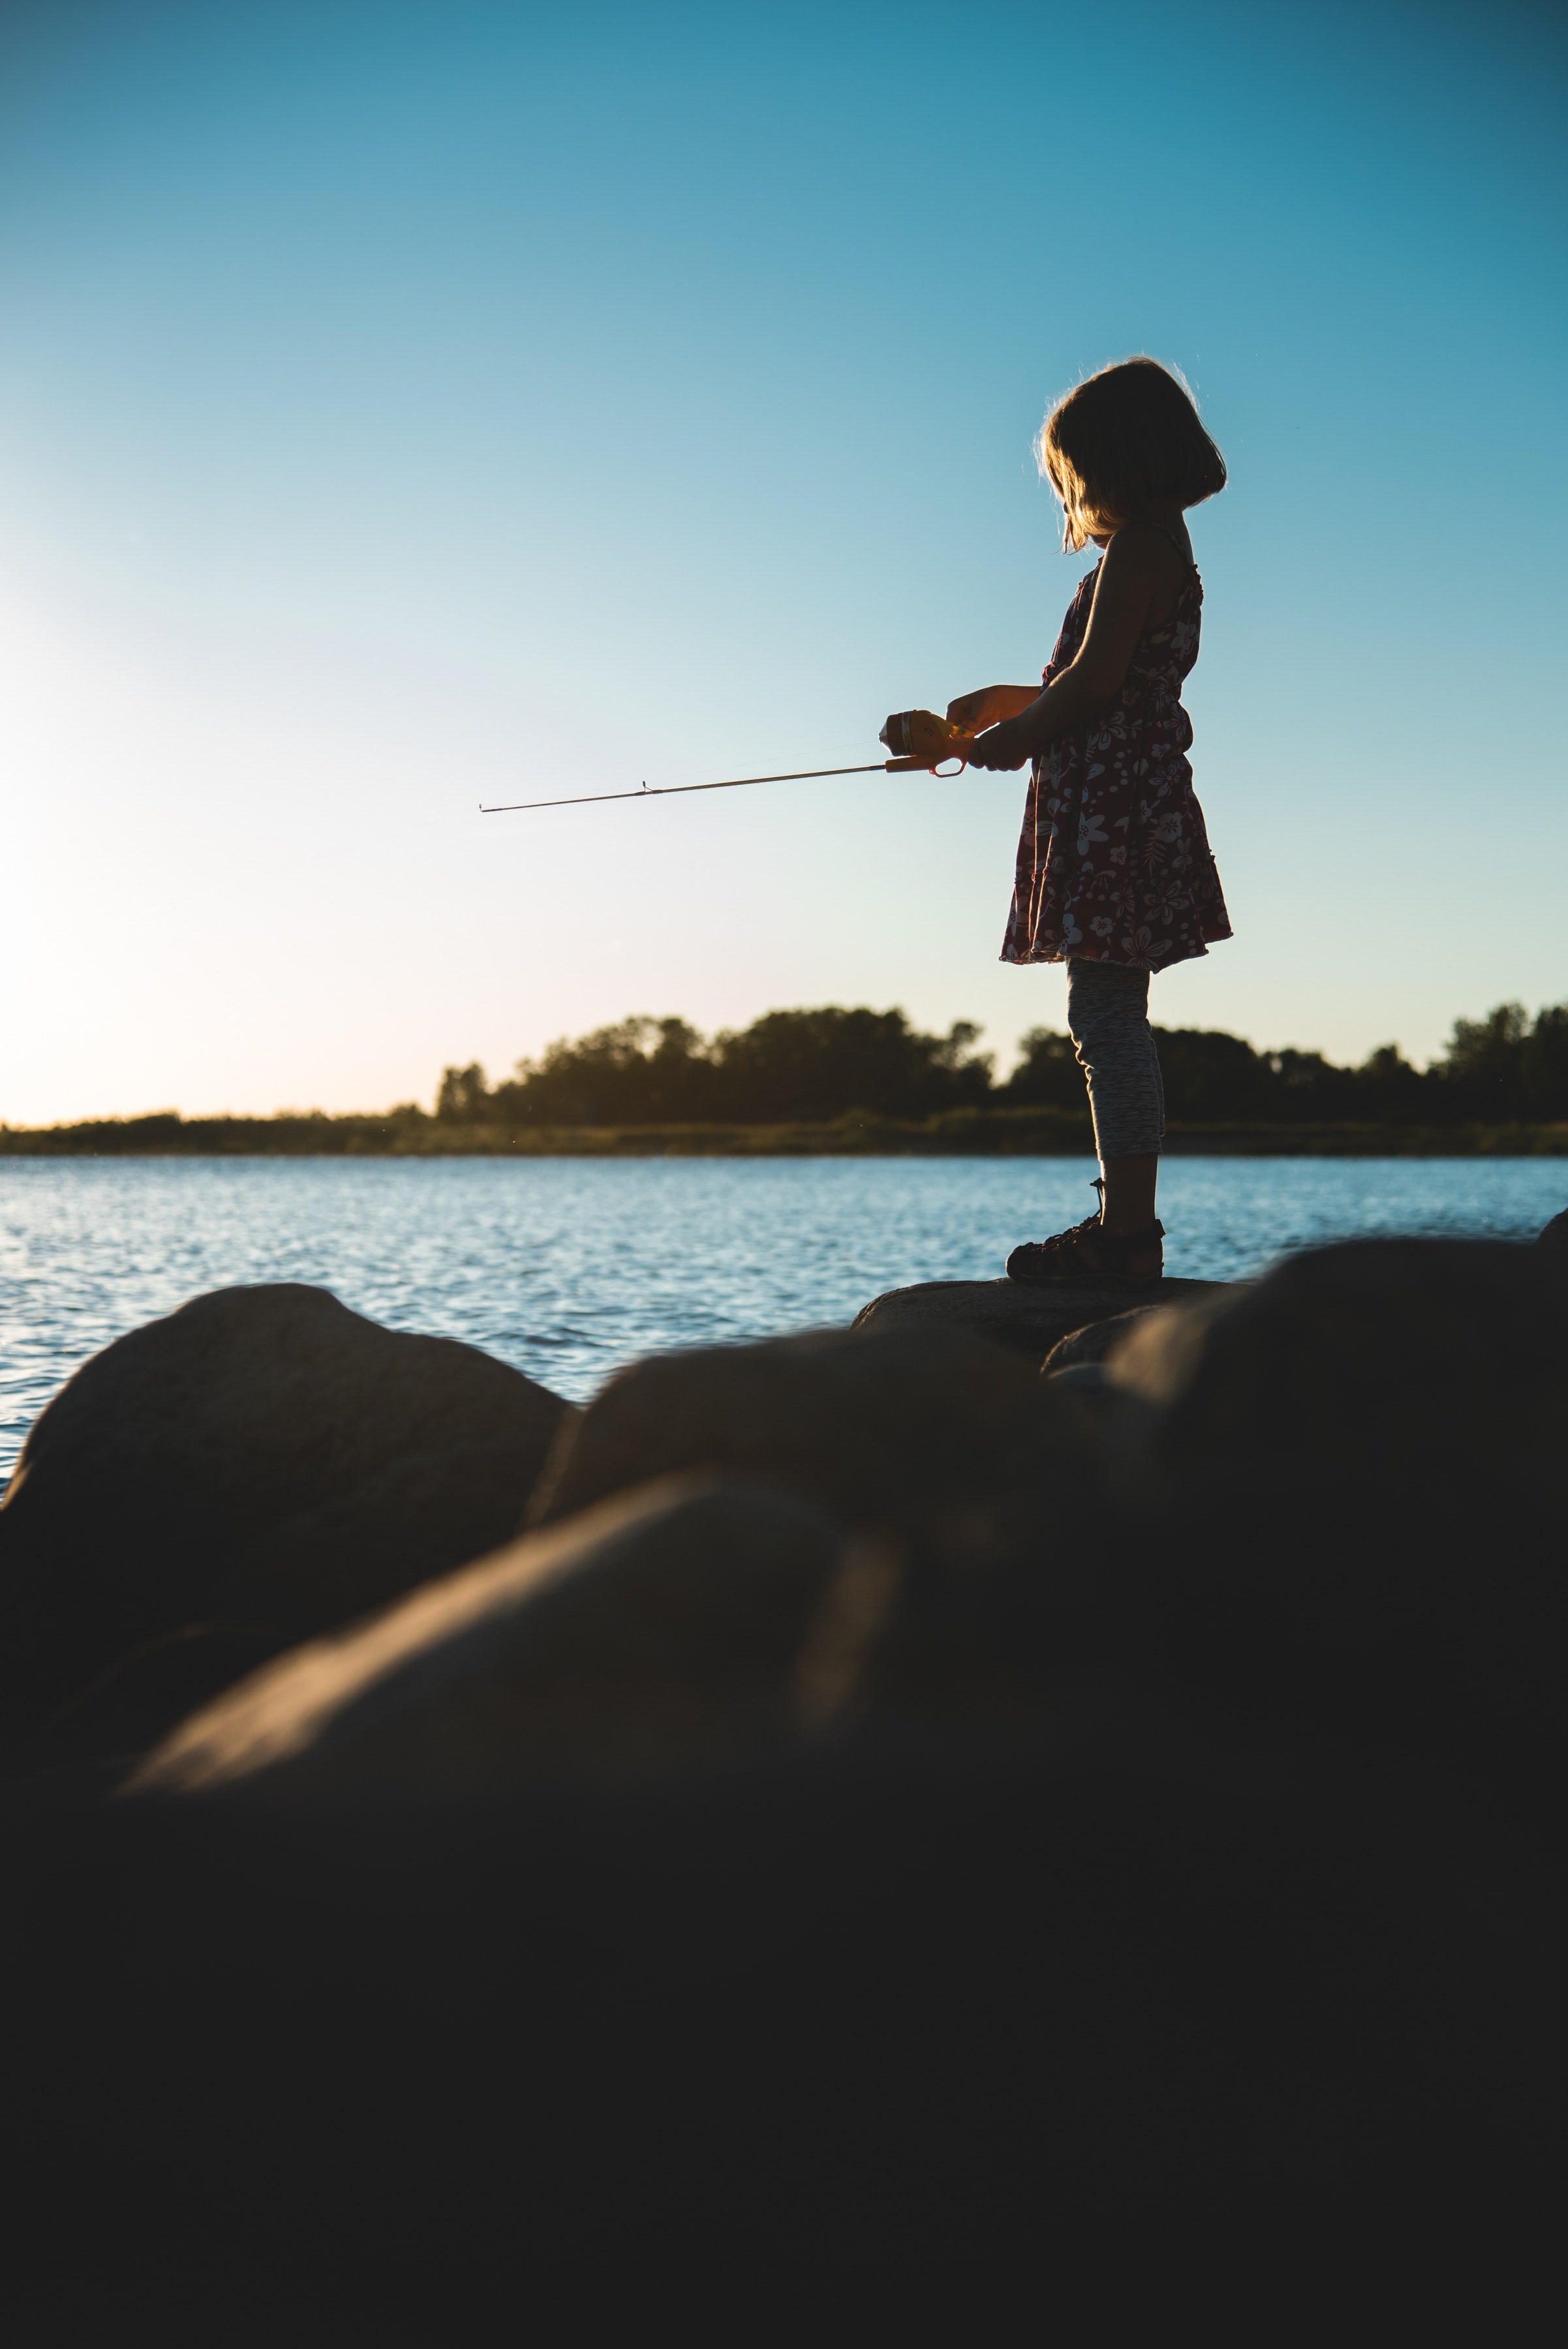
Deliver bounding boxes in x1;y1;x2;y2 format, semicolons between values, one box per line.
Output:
1524;1005;1568;1118
1348;1045;1428;1124
1432;1004;1530;1118
711;1008;992;1123
435;1064;491;1122
1003;1028;1083;1109
433;996;1568;1132
1152;1028;1274;1120
491;1020;705;1126
485;1007;992;1126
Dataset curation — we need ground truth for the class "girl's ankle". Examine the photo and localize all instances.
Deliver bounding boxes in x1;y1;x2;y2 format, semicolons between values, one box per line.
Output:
1094;1160;1160;1237
1110;1235;1163;1279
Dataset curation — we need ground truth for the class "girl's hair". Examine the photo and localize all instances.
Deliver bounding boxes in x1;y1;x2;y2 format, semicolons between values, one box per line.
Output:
1036;358;1226;552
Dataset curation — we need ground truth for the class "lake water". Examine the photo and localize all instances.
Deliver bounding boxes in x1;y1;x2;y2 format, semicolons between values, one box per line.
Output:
2;1154;1562;1482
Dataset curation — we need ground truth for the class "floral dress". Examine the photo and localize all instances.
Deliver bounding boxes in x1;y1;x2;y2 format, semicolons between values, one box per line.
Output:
1000;553;1231;972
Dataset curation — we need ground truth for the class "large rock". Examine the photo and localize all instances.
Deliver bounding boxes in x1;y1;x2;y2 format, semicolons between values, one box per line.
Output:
1106;1237;1567;1486
16;1655;1560;2335
10;1264;1563;2329
1539;1206;1568;1255
530;1323;1095;1567
1101;1238;1568;1795
0;1283;572;1746
526;1327;1131;1714
134;1477;852;1801
532;1325;1060;1531
853;1274;1225;1362
1042;1306;1164;1372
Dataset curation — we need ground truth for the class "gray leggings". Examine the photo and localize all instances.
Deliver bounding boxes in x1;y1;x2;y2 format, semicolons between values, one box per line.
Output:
1066;959;1165;1159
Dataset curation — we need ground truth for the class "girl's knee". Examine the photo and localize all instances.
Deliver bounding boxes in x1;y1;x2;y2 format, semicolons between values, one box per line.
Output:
1068;982;1149;1055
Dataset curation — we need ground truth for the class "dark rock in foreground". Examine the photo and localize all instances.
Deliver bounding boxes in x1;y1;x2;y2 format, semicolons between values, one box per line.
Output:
1101;1236;1568;1802
527;1326;1116;1703
4;1232;1567;2328
853;1272;1227;1361
1041;1304;1165;1370
135;1477;853;1801
531;1322;1084;1543
22;1615;1563;2333
0;1282;571;1753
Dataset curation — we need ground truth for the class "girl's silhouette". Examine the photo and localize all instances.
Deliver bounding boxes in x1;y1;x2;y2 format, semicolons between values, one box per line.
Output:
952;358;1230;1285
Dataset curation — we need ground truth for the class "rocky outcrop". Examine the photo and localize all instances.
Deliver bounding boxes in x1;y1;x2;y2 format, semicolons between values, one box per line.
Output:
135;1477;854;1800
523;1325;1119;1708
1539;1206;1568;1253
3;1235;1565;2331
1041;1304;1163;1371
0;1283;571;1749
530;1322;1083;1546
1099;1236;1568;1800
1106;1236;1567;1494
853;1272;1225;1362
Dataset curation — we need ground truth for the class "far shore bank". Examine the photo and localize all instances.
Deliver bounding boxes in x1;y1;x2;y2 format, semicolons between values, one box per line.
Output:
5;1107;1567;1159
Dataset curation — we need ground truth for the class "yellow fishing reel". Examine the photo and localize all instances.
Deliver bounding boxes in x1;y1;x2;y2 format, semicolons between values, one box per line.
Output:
878;709;974;775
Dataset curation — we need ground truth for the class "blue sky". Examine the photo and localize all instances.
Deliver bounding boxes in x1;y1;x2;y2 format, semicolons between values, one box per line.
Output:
1;0;1564;1119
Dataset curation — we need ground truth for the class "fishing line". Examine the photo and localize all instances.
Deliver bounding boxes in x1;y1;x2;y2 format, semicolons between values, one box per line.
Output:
478;711;977;813
480;763;891;814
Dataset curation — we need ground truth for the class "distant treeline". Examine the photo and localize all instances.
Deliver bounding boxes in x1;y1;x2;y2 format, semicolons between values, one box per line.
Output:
432;998;1568;1128
4;1000;1566;1157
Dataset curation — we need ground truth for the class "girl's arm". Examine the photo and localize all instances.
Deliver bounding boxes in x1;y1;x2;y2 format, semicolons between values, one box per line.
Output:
944;683;1040;733
964;527;1178;770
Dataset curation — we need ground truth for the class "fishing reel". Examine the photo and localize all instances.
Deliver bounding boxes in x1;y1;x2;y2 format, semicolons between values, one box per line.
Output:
878;709;974;775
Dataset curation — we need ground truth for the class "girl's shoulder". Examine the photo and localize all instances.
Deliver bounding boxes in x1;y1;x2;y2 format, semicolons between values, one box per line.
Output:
1099;525;1203;643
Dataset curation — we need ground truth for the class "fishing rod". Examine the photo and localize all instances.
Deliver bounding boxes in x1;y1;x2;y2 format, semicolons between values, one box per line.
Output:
479;709;974;813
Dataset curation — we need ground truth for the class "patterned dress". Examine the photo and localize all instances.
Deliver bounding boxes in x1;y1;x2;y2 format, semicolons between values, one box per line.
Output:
1000;554;1231;972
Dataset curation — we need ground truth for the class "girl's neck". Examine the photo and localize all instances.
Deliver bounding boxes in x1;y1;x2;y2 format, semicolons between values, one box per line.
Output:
1090;502;1193;560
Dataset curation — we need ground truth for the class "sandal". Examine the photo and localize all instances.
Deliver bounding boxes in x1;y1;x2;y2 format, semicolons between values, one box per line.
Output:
1006;1182;1165;1287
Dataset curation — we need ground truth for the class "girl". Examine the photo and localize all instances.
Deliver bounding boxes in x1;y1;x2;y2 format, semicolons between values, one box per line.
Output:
953;356;1231;1286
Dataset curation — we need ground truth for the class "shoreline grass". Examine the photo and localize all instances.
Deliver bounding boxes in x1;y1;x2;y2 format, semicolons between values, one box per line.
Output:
4;1108;1567;1158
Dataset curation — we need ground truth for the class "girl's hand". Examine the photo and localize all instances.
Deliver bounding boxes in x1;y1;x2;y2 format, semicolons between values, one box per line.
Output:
966;719;1033;771
946;684;1039;735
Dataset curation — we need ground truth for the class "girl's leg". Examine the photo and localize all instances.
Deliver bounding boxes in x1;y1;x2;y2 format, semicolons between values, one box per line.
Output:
1004;959;1166;1284
1098;1150;1159;1235
1098;1007;1167;1233
1066;959;1165;1234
